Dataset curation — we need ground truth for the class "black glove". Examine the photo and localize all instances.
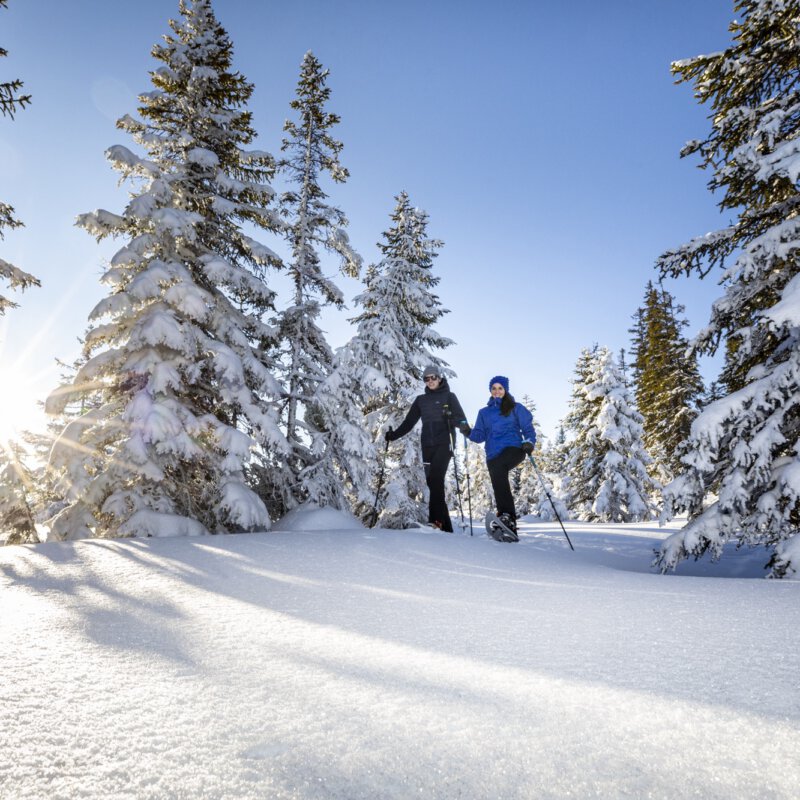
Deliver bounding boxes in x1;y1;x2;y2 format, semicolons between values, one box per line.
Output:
458;422;471;436
384;428;396;443
521;441;534;455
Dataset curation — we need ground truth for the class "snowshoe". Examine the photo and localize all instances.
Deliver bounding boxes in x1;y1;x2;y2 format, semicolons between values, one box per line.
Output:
485;512;519;543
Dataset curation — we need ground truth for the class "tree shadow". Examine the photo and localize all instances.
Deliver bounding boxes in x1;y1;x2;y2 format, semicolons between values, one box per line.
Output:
1;540;194;667
2;527;797;725
94;526;800;724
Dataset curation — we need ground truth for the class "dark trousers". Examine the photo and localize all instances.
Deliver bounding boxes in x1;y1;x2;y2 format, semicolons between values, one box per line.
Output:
487;446;526;520
423;443;453;532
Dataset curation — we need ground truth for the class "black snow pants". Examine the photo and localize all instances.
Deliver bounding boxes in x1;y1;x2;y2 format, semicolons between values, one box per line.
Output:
487;446;526;520
423;443;453;532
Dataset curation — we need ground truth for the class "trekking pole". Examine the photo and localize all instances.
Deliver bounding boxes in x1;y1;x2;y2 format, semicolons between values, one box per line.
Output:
449;428;467;531
462;434;474;536
443;403;466;531
369;436;390;528
527;454;574;550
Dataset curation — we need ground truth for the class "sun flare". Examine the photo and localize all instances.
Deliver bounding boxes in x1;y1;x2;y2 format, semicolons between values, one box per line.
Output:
0;359;48;445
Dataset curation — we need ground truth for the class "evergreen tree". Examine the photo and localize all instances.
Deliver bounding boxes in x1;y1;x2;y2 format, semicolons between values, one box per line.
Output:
462;439;493;520
544;424;569;476
0;440;37;544
0;1;30;118
564;346;657;522
46;0;287;539
656;0;800;577
0;0;39;315
19;426;62;528
629;281;704;482
702;380;726;406
444;442;468;528
38;346;103;523
274;51;361;512
342;192;453;528
515;395;544;516
618;347;629;387
561;346;595;517
310;355;377;514
536;426;572;521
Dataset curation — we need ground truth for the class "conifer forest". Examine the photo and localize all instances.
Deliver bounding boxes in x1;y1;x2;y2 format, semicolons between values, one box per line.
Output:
1;0;799;578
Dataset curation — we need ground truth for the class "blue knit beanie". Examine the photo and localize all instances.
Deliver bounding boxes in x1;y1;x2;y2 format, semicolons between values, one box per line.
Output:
489;375;509;392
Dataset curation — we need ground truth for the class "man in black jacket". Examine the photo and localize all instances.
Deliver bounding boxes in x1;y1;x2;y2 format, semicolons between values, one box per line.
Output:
385;365;470;532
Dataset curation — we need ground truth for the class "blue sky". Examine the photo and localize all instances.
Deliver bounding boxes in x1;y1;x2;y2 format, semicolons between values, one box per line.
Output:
1;0;736;439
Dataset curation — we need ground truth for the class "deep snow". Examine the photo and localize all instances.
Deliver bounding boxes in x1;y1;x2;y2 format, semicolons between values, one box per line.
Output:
1;513;798;799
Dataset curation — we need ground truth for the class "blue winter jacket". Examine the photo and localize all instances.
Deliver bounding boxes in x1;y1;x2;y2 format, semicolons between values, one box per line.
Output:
469;397;536;461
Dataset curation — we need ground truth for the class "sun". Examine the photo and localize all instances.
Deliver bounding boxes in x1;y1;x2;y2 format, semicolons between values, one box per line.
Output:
0;358;49;445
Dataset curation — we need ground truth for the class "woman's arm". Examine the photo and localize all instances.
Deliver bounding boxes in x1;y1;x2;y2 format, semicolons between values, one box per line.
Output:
468;409;487;444
447;392;470;433
389;398;421;440
516;403;536;445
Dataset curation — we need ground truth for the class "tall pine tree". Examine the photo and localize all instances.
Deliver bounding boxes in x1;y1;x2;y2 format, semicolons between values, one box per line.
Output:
46;0;287;539
514;395;547;517
274;51;361;512
308;356;377;514
0;0;39;315
564;346;657;522
514;397;570;522
537;425;572;521
656;0;800;577
461;439;493;520
629;281;704;482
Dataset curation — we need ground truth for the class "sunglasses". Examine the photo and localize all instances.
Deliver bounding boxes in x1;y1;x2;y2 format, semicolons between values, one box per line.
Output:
424;375;440;383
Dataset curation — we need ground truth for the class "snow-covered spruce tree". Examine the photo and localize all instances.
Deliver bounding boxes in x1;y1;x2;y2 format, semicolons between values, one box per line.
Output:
444;444;468;527
46;0;288;539
0;2;28;117
538;426;572;521
703;380;726;406
564;346;657;522
515;398;570;521
656;0;800;577
0;204;38;315
38;346;103;524
629;281;704;483
543;424;569;476
19;426;63;531
515;395;542;516
1;355;79;545
309;357;377;514
341;192;454;528
273;51;361;512
0;0;39;315
561;347;595;518
461;439;493;519
0;441;38;544
618;348;630;388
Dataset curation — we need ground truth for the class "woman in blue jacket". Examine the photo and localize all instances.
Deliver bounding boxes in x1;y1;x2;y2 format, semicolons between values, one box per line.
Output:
468;375;536;536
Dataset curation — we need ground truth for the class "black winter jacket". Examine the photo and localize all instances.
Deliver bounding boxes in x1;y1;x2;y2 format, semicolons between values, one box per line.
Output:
391;380;467;448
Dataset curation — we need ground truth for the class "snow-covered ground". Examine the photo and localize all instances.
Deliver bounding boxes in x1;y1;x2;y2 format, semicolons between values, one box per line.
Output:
2;512;798;799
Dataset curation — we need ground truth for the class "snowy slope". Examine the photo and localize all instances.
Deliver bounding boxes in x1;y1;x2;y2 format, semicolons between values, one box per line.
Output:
1;515;798;799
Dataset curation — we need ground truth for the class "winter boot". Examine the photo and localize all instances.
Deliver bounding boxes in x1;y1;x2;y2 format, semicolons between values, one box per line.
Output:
431;520;454;533
498;513;517;536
